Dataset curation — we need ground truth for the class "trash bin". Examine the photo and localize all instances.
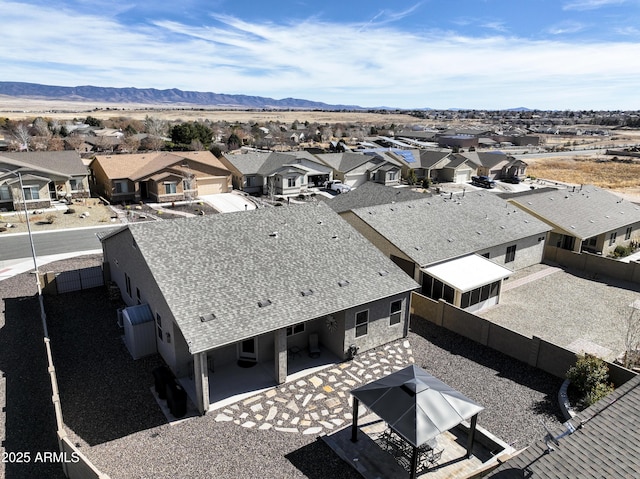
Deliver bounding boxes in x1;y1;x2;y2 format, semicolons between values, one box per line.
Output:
152;366;172;399
165;380;187;418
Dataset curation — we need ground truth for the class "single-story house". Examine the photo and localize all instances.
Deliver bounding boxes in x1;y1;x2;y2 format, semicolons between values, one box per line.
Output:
315;151;403;188
0;151;89;211
90;151;232;203
506;185;640;256
321;181;428;215
462;151;527;180
219;150;332;196
99;202;419;414
340;192;551;312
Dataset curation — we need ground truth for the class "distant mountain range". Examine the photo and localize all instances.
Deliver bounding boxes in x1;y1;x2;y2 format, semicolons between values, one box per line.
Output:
0;81;363;110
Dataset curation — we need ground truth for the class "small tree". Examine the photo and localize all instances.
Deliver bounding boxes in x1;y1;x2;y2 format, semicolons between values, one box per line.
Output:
566;353;614;409
621;300;640;368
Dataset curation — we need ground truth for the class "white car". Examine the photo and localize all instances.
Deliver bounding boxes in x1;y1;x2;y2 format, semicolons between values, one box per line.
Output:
324;180;351;194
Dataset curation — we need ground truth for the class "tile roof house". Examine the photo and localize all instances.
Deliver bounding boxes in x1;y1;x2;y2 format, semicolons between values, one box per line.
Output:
90;151;231;203
219;150;332;196
314;151;403;188
99;202;419;414
341;192;551;312
506;185;640;256
0;151;89;211
487;374;640;478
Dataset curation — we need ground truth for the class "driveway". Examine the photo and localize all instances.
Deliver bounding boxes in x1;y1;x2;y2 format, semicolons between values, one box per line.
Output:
199;193;257;213
478;263;640;361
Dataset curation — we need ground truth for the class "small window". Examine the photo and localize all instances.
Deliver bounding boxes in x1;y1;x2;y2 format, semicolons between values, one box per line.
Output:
287;177;296;187
69;178;82;191
505;245;517;263
390;300;402;326
609;232;617;246
22;185;40;200
164;182;177;194
0;185;10;201
460;291;471;309
490;281;500;298
355;310;369;337
286;323;305;336
625;227;632;241
125;273;132;297
156;313;163;341
114;180;128;194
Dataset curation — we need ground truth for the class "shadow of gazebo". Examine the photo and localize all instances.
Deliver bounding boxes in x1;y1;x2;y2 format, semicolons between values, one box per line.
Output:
350;364;484;479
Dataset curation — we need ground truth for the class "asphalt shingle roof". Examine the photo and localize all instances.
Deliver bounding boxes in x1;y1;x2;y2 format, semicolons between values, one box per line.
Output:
321;182;428;214
508;185;640;239
351;192;551;267
221;151;323;176
487;375;640;478
0;151;87;176
118;202;419;354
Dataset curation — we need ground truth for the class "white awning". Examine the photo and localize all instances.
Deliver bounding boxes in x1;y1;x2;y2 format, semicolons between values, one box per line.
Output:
423;254;513;292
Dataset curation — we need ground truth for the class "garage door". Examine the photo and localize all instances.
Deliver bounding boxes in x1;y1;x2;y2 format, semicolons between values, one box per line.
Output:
197;177;227;195
456;171;470;184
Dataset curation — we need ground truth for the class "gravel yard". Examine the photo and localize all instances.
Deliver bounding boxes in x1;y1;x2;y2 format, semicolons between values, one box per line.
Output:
1;255;564;479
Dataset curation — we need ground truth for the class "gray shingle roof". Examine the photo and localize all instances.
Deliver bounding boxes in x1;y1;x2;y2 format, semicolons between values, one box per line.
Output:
487;375;640;478
0;151;87;176
508;185;640;239
351;192;551;267
121;202;419;354
321;182;429;214
221;151;326;176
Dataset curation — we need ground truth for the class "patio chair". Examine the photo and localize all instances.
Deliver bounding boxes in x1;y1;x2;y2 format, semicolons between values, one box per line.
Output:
308;333;321;358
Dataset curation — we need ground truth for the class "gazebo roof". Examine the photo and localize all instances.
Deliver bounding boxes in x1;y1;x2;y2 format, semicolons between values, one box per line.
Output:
351;364;484;447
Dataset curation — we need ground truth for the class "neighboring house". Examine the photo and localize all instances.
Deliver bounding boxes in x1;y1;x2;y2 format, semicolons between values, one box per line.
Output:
99;202;419;414
392;150;476;184
340;192;551;313
315;151;403;188
506;185;640;256
487;374;640;478
0;151;89;211
463;151;527;180
90;151;232;203
401;150;451;182
219;150;332;196
321;181;428;215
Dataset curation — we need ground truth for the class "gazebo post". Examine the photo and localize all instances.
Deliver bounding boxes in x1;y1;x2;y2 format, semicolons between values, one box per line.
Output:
466;413;479;458
410;446;419;479
351;398;359;442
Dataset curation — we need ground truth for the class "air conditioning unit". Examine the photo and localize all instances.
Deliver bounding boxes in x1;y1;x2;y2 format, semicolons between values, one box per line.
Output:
116;308;124;328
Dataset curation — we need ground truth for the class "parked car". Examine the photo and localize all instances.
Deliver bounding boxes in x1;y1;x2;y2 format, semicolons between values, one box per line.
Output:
324;180;351;194
471;175;496;189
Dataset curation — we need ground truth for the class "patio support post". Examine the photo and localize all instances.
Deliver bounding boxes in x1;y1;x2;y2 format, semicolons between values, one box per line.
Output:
193;352;209;415
351;398;359;442
274;328;287;384
410;446;418;479
466;413;479;458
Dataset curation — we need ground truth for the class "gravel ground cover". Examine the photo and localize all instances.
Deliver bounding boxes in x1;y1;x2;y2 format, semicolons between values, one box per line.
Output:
2;255;565;479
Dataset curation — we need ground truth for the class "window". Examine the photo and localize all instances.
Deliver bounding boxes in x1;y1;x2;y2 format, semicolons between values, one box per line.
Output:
182;178;193;191
460;291;471;309
69;178;82;191
390;300;402;326
164;182;177;194
388;171;397;181
287;177;296;188
125;273;132;297
355;310;369;337
0;185;10;201
22;185;40;200
246;176;256;187
625;227;632;241
114;180;128;194
286;323;305;336
609;232;617;246
156;313;163;341
505;245;517;263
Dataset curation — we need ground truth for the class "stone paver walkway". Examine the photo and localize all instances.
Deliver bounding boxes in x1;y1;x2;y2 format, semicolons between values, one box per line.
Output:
502;265;562;292
213;340;413;435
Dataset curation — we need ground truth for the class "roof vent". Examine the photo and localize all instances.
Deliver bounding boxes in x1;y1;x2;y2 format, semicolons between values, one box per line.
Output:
500;225;506;229
447;238;454;243
378;270;389;277
258;299;272;308
332;234;338;239
414;246;422;250
200;313;216;322
476;231;482;235
269;231;278;238
589;219;594;223
301;289;314;297
338;280;350;287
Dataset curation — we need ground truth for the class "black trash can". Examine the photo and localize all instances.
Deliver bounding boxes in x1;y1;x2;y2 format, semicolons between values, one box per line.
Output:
165;380;187;418
152;366;172;400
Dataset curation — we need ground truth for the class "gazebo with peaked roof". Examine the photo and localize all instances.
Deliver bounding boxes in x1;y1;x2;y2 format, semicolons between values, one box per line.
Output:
350;364;484;479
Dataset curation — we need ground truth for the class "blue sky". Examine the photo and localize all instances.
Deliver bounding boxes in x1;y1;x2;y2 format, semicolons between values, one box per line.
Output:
2;0;639;109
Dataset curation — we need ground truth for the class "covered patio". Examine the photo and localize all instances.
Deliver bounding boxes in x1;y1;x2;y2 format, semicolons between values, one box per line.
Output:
324;365;513;478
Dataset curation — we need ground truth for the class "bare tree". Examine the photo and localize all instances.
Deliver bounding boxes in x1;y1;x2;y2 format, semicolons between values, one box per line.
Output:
622;300;640;368
144;116;167;151
11;123;32;151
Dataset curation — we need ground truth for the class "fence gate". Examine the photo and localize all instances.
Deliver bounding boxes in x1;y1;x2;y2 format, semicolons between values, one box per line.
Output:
55;266;104;294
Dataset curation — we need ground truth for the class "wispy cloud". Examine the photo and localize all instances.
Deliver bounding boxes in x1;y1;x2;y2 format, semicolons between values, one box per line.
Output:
563;0;626;11
357;2;425;32
547;21;587;34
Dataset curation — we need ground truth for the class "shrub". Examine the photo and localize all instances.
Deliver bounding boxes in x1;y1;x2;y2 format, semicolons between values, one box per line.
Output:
422;178;432;189
581;381;615;409
613;244;633;258
45;214;56;224
567;353;610;395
